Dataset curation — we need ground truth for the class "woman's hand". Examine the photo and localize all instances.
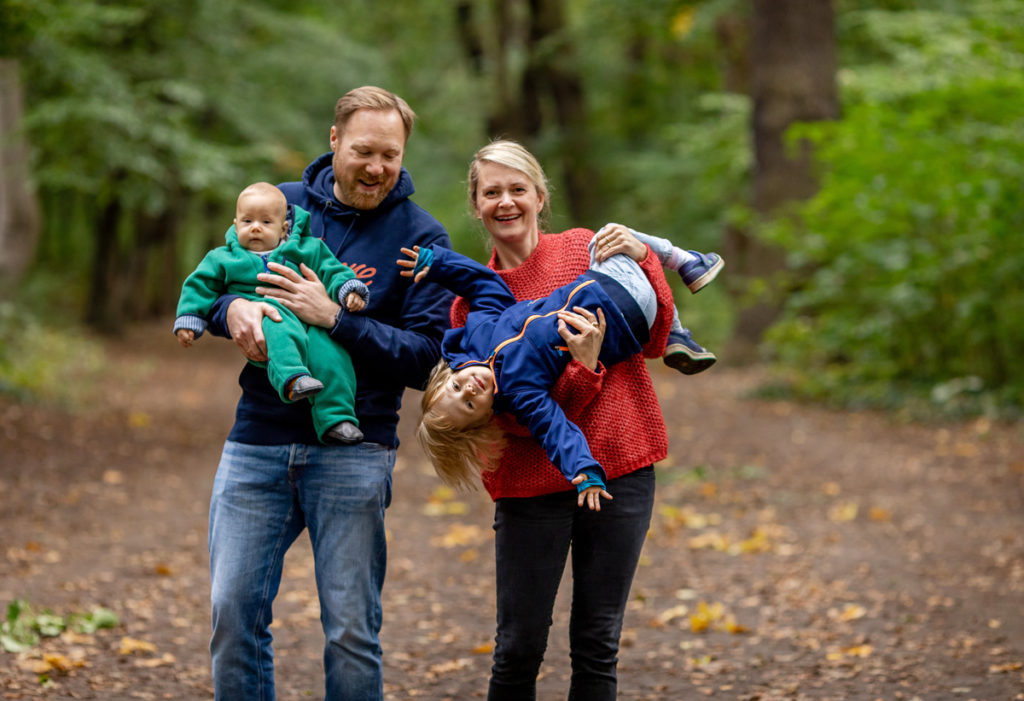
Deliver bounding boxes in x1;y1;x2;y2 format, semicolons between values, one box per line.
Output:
557;306;606;371
594;223;648;263
256;261;340;328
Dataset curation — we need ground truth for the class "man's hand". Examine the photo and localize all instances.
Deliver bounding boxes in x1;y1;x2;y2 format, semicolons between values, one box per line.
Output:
256;262;341;328
226;297;281;362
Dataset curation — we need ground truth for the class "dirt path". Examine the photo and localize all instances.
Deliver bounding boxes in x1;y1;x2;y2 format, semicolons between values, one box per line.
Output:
2;323;1023;700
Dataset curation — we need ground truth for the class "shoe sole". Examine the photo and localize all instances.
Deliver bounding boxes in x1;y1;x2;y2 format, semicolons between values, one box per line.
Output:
288;379;324;401
326;429;364;444
685;256;724;294
663;344;717;375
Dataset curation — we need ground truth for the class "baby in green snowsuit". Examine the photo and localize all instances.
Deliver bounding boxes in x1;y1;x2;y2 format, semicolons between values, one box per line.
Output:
173;182;365;444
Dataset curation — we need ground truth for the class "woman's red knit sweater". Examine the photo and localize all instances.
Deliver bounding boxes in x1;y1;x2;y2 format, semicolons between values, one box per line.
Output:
450;228;672;500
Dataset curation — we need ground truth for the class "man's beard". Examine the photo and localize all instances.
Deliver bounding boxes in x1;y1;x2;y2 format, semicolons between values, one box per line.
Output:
338;174;393;210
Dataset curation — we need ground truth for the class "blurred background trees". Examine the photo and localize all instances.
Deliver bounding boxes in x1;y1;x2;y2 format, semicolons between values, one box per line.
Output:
1;0;1021;417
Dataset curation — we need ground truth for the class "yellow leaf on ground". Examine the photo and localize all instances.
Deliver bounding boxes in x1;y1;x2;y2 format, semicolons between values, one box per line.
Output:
837;604;867;622
102;470;124;485
472;642;494;655
430;523;487;548
119;636;158;655
42;653;82;672
828;501;859;522
655;604;690;626
722;616;749;634
128;411;151;428
134;653;176;668
690;601;724;633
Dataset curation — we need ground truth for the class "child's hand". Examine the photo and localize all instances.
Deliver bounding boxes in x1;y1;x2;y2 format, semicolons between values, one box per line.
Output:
397;246;430;283
176;329;195;348
572;474;613;511
344;291;366;312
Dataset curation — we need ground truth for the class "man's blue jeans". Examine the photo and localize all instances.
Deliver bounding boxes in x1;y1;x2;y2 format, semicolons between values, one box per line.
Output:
487;466;656;701
208;440;395;701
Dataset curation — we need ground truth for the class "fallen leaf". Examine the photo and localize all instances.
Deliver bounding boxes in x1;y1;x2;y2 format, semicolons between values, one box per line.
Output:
430;523;487;548
869;506;892;522
119;636;158;655
655;604;690;626
828;501;859;522
837;604;867;622
134;652;175;668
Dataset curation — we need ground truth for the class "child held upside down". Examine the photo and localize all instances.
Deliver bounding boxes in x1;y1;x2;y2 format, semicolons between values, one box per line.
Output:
173;182;366;445
399;236;675;510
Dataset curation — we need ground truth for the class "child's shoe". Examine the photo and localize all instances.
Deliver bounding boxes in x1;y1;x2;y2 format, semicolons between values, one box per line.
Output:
680;251;724;293
287;374;324;400
664;329;716;375
325;421;363;444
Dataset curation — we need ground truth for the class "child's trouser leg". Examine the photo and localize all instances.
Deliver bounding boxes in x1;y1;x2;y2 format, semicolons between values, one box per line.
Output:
626;228;697;271
587;236;657;330
263;308;315;401
305;327;359;442
624;226;724;294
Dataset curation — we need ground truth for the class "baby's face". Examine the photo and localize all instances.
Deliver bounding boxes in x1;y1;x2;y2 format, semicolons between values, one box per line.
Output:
435;365;495;429
235;193;288;252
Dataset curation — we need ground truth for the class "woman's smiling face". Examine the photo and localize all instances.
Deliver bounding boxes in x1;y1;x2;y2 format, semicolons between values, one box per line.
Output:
472;161;545;252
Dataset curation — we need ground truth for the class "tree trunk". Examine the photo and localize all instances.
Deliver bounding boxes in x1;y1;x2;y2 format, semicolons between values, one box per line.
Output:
455;0;595;222
524;0;595;222
727;0;839;357
86;198;125;333
0;58;41;299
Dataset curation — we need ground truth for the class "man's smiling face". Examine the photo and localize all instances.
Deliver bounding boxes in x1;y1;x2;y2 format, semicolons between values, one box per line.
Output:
330;108;406;210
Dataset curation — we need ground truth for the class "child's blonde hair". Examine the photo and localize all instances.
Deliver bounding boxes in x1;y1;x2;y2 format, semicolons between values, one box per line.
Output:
418;360;505;490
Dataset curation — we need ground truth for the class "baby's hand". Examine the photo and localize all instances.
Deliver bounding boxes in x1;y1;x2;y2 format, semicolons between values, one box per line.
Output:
344;291;366;312
397;246;431;283
176;329;195;348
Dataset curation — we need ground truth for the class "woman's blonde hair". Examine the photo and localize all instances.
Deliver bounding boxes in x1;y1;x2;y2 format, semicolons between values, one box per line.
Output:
417;360;505;490
467;139;551;231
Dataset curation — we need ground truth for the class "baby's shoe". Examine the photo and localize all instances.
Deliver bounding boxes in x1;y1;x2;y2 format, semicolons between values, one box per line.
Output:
664;329;716;375
287;374;324;401
680;251;724;293
325;421;364;444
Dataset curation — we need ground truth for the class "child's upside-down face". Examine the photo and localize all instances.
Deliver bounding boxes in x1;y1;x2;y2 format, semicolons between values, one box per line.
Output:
436;365;495;429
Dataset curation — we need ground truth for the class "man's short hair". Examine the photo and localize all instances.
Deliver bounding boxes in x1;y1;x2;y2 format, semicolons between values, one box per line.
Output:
334;86;416;142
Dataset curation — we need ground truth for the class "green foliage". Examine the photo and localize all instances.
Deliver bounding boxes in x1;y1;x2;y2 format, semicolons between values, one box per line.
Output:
760;2;1024;417
1;599;118;653
0;302;107;406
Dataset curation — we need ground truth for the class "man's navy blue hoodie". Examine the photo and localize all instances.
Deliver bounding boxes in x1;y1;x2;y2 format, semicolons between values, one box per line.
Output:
208;153;453;447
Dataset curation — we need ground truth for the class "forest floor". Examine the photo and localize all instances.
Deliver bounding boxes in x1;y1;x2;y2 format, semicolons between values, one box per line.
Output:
2;322;1023;700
